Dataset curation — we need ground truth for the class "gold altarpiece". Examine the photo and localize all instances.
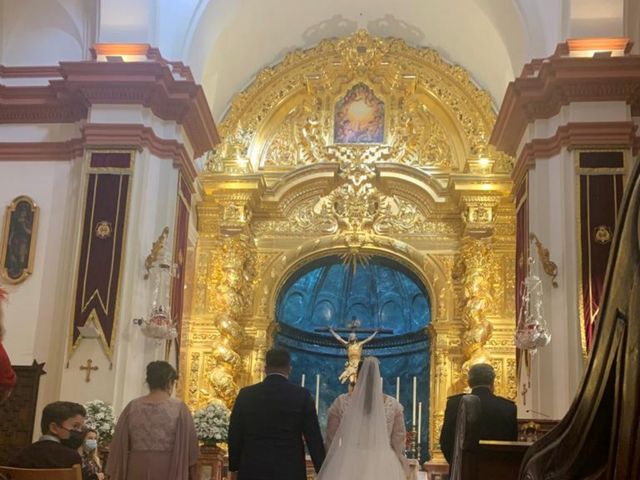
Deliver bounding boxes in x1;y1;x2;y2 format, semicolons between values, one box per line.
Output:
179;31;516;457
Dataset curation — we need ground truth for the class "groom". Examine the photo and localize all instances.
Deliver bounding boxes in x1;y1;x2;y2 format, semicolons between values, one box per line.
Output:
228;348;325;480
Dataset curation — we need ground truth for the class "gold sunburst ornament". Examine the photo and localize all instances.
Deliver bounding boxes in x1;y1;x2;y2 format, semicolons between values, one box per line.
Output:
339;233;373;274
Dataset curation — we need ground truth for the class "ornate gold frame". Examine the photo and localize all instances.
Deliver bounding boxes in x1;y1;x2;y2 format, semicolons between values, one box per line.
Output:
0;195;39;284
182;31;516;458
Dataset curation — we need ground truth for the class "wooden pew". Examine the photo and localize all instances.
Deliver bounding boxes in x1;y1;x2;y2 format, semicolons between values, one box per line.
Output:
448;395;533;480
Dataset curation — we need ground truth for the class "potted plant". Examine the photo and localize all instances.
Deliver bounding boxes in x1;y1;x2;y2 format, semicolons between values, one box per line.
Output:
194;402;230;447
193;402;230;480
84;400;116;447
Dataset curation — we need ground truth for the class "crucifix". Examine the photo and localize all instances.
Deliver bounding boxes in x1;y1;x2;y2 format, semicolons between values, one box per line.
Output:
316;316;393;384
80;359;98;382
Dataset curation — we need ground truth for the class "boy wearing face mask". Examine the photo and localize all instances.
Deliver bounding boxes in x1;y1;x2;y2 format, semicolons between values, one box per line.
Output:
9;401;87;472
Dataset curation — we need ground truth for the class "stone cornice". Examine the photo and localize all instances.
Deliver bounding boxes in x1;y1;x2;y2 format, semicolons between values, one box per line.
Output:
0;139;84;161
0;123;197;188
82;123;196;185
511;121;638;186
0;59;218;158
491;54;640;156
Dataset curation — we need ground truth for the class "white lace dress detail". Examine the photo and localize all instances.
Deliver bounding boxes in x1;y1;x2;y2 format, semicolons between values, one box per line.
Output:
325;393;408;472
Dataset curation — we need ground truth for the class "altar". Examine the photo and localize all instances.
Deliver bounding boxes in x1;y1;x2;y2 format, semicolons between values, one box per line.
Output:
275;255;432;460
179;31;517;461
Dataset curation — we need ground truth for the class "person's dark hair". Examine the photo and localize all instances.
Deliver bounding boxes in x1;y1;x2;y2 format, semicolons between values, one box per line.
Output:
363;361;375;415
41;401;86;434
146;361;177;390
468;363;496;388
265;348;291;370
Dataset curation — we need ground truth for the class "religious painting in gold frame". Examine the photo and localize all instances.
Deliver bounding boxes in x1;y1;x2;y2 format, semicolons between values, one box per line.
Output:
333;82;385;144
0;195;39;284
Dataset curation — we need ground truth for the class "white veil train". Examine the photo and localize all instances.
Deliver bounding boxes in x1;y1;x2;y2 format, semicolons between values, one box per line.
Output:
316;357;407;480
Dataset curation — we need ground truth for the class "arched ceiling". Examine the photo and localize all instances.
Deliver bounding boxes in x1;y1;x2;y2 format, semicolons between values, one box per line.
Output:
179;0;546;121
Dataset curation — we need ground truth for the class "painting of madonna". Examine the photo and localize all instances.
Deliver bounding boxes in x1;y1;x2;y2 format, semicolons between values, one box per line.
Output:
334;83;385;144
1;196;38;284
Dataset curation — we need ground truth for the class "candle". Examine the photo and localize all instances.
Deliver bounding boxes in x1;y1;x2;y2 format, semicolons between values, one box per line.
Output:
412;376;417;426
418;402;423;444
396;377;400;401
380;377;384;391
301;374;306;387
315;374;320;411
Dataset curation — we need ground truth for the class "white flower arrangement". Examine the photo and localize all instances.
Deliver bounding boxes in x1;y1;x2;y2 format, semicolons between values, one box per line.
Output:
193;403;230;445
84;400;116;446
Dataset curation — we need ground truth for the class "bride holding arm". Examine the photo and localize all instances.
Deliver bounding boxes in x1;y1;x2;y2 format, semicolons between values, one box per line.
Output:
318;357;410;480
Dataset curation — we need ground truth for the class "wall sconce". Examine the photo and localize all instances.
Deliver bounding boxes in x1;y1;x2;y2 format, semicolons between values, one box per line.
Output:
133;227;177;341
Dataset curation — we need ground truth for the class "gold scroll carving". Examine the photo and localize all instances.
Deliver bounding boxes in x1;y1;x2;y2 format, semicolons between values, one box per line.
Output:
183;30;516;458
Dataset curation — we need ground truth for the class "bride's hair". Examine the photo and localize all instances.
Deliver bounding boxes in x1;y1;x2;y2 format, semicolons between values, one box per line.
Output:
363;360;375;416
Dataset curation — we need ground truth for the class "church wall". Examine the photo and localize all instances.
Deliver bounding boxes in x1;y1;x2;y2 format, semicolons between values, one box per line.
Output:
568;0;625;38
0;0;95;65
524;149;583;419
98;0;156;45
0;157;84;437
58;147;181;415
515;100;633;418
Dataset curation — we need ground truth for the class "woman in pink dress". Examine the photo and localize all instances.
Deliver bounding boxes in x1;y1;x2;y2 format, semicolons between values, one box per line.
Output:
106;361;199;480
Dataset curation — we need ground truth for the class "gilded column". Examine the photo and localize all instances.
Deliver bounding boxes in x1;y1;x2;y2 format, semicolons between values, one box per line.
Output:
204;234;256;406
452;195;499;392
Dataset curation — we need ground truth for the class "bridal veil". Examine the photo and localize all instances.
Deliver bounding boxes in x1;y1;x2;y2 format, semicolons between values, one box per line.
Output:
316;357;407;480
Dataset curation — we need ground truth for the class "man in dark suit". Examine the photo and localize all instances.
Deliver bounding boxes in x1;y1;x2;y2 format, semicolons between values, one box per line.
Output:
228;348;325;480
439;363;518;464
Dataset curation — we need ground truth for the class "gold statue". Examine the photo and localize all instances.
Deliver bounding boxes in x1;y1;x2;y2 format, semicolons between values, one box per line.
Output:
329;327;379;384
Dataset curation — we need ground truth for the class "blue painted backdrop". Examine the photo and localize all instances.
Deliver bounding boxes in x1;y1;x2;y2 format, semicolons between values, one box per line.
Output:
274;256;432;460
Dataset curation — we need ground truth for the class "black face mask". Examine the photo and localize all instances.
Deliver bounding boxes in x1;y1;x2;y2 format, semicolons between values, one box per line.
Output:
59;426;85;450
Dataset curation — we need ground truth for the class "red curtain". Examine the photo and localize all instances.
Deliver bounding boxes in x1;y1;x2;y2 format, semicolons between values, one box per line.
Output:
578;152;624;352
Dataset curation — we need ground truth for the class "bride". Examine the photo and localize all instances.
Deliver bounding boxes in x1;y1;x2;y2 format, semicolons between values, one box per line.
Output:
317;357;410;480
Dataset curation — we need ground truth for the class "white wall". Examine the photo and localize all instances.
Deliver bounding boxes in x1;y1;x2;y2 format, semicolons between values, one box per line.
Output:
0;158;83;436
515;100;631;419
58;148;180;415
0;0;97;65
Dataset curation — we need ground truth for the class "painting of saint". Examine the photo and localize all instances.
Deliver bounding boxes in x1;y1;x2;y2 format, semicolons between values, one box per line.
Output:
334;83;385;144
1;196;39;283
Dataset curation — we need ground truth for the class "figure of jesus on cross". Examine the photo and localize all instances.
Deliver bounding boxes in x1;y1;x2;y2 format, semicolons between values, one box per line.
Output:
317;316;392;385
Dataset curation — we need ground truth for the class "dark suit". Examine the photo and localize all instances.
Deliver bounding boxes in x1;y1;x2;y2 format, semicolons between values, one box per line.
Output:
9;439;82;469
439;386;518;464
228;374;325;480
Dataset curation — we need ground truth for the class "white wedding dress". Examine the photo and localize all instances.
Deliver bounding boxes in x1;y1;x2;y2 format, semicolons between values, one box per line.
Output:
317;357;409;480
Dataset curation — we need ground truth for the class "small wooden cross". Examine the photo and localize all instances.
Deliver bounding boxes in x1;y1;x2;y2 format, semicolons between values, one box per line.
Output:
80;359;98;382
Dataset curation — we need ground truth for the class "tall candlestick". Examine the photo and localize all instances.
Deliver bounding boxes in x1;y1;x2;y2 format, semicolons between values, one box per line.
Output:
315;374;320;411
396;377;400;401
301;374;306;387
412;376;417;426
418;402;423;444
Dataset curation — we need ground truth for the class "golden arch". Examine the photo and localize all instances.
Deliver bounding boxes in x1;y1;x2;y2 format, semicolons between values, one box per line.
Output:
183;30;516;459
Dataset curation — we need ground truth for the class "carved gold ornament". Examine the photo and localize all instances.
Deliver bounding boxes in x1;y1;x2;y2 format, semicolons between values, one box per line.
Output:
593;225;612;244
94;220;112;240
529;233;559;287
144;227;169;280
206;30;500;174
185;31;517;457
